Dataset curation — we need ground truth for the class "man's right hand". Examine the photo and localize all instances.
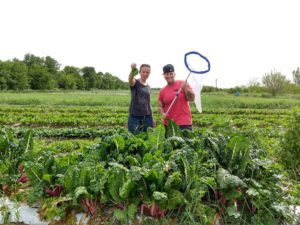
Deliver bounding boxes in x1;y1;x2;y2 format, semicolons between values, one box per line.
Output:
162;112;168;119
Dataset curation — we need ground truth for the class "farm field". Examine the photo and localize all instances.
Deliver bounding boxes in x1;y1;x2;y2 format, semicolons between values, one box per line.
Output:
0;90;298;136
0;90;299;225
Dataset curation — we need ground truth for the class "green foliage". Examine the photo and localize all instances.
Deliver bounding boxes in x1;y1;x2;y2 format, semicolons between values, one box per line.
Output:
164;171;182;190
0;129;33;185
107;163;128;203
0;60;29;90
57;74;77;90
204;132;251;176
131;68;139;76
147;125;165;151
279;108;300;179
27;183;44;206
216;168;246;190
74;186;89;203
28;64;57;90
0;54;128;90
113;203;137;224
293;67;300;85
262;70;287;96
0;125;297;224
166;119;182;138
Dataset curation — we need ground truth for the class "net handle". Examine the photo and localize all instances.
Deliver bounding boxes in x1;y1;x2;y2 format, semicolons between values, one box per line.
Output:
184;51;211;74
165;72;191;116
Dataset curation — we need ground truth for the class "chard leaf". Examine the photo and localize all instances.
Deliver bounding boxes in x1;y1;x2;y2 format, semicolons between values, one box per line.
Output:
129;166;145;181
164;171;182;190
42;173;52;183
108;163;127;203
126;155;139;166
217;168;246;190
113;135;125;152
167;190;184;209
246;188;259;197
119;178;134;200
143;153;153;163
74;186;89;202
127;203;137;220
147;124;165;151
153;191;167;201
166;120;182;138
227;205;240;218
114;208;127;224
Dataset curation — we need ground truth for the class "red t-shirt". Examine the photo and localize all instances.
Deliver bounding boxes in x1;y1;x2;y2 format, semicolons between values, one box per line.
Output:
158;80;193;126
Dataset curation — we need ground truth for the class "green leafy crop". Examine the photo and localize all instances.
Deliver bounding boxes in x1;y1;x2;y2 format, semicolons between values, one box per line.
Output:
131;68;139;76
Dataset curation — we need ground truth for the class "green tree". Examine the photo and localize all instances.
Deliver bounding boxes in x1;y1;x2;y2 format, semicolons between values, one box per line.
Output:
23;54;44;68
63;66;80;75
0;75;7;90
58;74;77;90
63;66;85;89
73;74;85;90
81;67;97;89
0;60;29;90
292;67;300;85
24;54;58;90
282;80;300;94
0;61;10;90
45;56;60;75
28;64;57;89
1;53;127;90
101;72;114;89
262;70;287;96
94;72;104;89
98;72;127;89
9;60;29;90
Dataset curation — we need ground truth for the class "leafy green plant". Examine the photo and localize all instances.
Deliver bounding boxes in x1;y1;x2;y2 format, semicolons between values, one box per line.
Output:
131;68;139;76
0;129;33;195
279;108;300;180
0;126;297;224
166;120;182;138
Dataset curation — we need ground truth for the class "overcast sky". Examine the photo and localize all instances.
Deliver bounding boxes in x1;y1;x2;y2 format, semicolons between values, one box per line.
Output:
1;0;299;88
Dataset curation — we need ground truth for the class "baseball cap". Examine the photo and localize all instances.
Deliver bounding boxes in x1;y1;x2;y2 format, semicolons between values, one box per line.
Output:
162;64;175;74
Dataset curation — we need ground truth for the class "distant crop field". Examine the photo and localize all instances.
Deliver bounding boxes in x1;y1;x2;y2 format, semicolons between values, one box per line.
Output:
0;90;297;140
0;90;299;109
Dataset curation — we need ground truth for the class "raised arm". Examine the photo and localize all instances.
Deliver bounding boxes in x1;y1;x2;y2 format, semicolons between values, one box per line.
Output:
128;63;137;87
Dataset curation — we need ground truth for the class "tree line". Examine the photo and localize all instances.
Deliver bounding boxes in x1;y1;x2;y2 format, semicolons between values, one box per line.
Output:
202;68;300;96
0;54;128;90
1;54;300;96
249;68;300;96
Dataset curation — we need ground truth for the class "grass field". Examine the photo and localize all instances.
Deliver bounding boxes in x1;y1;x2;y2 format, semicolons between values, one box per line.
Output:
1;90;299;109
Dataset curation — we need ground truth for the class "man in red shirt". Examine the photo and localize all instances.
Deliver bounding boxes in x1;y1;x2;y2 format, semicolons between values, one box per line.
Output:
158;64;195;131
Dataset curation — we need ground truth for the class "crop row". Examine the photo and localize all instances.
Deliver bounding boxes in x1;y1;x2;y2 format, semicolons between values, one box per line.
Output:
0;111;289;130
0;105;292;115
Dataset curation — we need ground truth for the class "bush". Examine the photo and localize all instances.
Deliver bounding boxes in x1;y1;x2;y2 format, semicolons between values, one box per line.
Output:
279;108;300;180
